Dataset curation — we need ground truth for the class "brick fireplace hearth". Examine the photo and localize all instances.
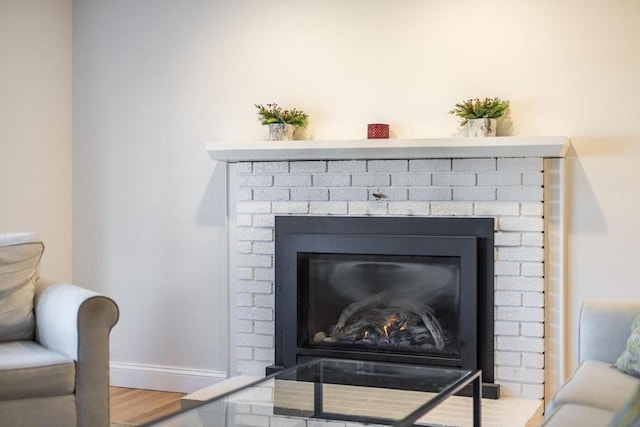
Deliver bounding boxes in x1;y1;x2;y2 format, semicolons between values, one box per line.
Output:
210;137;568;403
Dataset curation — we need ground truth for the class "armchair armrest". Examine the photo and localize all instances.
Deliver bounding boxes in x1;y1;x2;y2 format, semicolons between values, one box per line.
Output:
579;299;640;364
35;279;117;359
34;278;119;427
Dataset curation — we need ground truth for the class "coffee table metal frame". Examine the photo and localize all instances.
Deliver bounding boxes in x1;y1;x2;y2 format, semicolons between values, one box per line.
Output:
145;358;482;427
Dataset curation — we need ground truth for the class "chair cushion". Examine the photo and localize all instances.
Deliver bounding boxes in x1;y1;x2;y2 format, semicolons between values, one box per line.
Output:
551;360;640;413
0;341;75;399
0;233;44;341
609;384;640;427
615;314;640;378
542;404;615;427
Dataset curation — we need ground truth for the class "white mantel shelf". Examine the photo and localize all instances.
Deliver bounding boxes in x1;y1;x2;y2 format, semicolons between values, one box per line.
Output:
206;136;570;162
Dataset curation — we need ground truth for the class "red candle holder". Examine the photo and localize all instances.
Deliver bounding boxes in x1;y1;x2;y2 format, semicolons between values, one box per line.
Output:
367;123;389;139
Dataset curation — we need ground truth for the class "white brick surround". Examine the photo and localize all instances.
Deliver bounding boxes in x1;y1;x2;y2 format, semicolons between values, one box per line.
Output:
228;156;562;400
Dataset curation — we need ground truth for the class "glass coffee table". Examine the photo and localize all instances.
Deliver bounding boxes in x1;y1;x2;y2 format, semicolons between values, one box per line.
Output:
144;358;482;427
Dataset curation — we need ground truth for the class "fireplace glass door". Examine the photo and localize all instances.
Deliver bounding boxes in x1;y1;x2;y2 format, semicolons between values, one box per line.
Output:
300;253;462;359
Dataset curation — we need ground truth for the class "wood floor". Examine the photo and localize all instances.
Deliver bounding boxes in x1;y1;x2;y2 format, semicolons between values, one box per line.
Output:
110;387;186;426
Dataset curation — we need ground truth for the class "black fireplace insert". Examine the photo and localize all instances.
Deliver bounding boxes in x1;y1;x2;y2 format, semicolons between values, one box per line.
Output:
269;216;497;397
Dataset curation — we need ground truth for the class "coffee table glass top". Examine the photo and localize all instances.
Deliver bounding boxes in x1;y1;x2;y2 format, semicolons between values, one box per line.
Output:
145;358;481;427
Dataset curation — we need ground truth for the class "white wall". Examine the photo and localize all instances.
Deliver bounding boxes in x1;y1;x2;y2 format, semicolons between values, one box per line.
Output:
72;0;640;391
0;0;72;281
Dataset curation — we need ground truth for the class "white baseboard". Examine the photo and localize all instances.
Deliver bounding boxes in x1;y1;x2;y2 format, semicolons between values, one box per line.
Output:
110;362;228;393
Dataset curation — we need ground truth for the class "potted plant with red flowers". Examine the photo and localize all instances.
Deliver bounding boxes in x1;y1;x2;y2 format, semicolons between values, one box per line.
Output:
255;103;309;141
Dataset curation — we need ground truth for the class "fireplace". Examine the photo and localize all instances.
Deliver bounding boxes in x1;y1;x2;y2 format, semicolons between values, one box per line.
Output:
223;149;566;400
269;215;498;397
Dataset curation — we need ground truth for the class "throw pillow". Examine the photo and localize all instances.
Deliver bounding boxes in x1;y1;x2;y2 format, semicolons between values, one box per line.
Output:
0;233;44;341
615;314;640;378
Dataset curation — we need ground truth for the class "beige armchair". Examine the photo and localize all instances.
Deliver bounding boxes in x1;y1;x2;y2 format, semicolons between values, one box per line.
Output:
0;234;119;427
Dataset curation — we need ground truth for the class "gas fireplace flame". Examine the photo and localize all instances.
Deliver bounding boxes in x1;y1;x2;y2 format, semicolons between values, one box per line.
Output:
318;290;447;350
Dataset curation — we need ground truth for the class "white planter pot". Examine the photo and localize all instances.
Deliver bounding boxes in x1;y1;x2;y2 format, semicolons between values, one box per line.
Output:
267;123;295;141
467;118;497;137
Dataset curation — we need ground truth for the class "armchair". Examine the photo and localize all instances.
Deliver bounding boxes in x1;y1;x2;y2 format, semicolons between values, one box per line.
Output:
0;234;119;427
541;300;640;426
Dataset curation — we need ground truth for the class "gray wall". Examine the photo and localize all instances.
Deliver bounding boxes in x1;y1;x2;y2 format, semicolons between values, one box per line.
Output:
69;0;640;391
73;1;228;390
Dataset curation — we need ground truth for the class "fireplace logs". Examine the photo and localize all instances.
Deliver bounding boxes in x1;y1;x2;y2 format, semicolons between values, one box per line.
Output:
315;290;447;351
